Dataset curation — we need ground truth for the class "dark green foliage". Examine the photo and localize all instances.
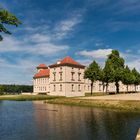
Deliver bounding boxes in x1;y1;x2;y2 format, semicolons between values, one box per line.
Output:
122;66;135;92
132;68;140;92
0;7;21;41
106;50;125;93
101;60;113;93
0;85;33;95
85;50;140;94
84;60;101;95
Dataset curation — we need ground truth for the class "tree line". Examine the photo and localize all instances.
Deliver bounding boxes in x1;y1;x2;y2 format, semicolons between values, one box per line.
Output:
84;50;140;94
0;85;33;95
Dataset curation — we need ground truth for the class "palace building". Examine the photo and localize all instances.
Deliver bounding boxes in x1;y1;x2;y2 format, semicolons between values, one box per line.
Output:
33;56;140;97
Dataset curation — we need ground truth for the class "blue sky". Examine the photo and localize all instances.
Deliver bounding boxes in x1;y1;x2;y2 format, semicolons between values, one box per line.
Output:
0;0;140;84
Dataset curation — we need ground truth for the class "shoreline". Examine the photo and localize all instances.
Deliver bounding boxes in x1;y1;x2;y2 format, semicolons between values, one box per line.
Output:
1;94;140;112
46;98;140;112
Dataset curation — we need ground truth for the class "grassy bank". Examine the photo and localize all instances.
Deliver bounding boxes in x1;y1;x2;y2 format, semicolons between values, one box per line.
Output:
46;98;140;112
0;95;62;101
1;95;140;112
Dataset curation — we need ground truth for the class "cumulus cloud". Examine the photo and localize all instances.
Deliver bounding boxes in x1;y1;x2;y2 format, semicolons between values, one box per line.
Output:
77;49;112;58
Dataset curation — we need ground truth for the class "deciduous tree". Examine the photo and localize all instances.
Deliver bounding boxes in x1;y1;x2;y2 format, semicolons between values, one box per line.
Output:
0;7;21;41
101;60;113;93
84;60;101;95
132;68;140;92
106;50;125;93
122;66;135;92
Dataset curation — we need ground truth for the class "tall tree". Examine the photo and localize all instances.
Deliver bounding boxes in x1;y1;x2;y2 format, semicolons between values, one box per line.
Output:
132;68;140;92
122;66;135;92
101;60;113;93
106;50;125;93
84;60;101;95
0;7;21;41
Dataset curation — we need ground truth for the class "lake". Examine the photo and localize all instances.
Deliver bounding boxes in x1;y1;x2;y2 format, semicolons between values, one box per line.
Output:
0;101;140;140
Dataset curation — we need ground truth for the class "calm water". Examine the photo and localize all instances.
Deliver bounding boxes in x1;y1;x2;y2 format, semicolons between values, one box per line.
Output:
0;101;140;140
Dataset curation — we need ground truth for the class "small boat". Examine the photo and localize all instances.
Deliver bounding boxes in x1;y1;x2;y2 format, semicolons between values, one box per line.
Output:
136;128;140;140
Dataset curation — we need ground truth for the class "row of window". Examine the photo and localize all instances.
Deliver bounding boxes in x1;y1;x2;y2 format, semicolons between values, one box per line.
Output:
84;84;102;91
34;86;47;91
53;84;82;92
53;67;81;71
53;72;82;81
34;78;48;84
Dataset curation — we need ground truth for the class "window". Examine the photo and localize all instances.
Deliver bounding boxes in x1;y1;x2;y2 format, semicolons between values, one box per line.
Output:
71;84;74;92
88;85;90;91
60;84;62;91
78;84;81;91
53;72;56;81
59;72;62;81
53;85;56;91
99;84;102;91
71;72;75;81
78;73;81;81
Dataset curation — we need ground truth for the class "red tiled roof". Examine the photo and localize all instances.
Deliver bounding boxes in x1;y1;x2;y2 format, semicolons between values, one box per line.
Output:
33;69;50;78
37;64;47;69
49;56;85;68
60;56;81;65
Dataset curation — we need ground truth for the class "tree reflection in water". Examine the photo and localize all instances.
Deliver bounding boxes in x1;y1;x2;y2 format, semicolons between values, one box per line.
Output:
33;102;140;140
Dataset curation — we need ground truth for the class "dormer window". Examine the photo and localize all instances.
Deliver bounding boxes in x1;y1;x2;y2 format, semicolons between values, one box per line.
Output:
57;61;61;64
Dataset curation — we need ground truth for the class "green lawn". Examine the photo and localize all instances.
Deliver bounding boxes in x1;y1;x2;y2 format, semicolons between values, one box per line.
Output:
1;94;140;112
0;95;63;101
46;97;140;112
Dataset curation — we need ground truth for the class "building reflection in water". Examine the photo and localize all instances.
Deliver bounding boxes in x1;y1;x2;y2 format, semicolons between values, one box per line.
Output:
32;101;140;140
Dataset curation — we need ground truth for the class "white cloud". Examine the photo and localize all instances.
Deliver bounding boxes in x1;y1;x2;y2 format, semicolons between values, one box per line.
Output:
126;59;140;71
27;43;69;55
54;14;82;39
29;33;51;43
0;35;69;55
77;49;112;58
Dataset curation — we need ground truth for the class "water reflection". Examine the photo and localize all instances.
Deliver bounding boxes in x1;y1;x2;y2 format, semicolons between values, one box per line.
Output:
0;101;140;140
33;101;140;140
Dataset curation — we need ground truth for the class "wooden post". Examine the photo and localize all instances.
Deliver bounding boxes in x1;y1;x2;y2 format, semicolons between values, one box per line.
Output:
136;128;140;140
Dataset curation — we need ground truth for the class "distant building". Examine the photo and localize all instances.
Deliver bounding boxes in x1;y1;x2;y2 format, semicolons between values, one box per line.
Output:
33;56;140;97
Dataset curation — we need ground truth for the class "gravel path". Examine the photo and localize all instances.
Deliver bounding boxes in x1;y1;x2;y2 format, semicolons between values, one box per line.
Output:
79;93;140;101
